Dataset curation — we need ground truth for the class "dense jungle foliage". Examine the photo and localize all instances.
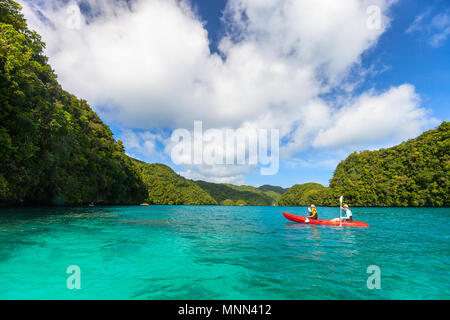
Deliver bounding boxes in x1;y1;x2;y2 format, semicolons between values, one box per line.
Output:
133;161;217;205
277;183;329;206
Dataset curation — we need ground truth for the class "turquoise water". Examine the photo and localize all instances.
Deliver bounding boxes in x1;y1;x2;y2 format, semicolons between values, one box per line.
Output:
0;206;448;299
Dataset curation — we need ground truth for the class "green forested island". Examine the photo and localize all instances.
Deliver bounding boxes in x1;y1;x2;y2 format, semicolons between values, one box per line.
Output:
278;122;450;207
0;1;448;207
329;122;449;207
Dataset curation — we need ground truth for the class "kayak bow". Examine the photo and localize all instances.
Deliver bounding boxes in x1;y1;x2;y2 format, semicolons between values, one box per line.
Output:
283;212;369;227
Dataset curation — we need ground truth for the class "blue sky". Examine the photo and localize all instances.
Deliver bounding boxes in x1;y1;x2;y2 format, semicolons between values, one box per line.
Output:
360;0;449;120
22;0;449;187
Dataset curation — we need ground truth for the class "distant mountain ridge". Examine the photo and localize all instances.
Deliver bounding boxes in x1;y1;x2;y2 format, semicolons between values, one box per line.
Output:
257;185;288;194
195;181;284;206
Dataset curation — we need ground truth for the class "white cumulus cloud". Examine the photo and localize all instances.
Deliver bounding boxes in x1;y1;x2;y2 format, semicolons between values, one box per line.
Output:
313;84;436;150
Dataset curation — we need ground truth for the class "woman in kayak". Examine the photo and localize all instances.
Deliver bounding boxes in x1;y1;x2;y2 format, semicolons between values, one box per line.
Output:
331;204;352;222
307;204;318;220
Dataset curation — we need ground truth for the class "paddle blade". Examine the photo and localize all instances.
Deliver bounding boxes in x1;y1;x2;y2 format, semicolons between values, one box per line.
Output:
339;196;343;205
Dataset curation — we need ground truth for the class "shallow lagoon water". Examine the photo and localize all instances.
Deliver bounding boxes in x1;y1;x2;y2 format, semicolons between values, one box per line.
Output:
0;206;448;299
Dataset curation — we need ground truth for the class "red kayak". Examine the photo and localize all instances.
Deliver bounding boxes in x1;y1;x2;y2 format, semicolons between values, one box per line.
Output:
283;212;369;227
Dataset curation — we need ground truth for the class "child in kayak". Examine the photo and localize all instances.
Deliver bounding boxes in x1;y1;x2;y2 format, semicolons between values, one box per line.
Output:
307;204;318;220
331;204;352;222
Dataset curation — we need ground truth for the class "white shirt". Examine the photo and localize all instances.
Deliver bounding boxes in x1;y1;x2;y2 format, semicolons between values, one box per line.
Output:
343;209;352;219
